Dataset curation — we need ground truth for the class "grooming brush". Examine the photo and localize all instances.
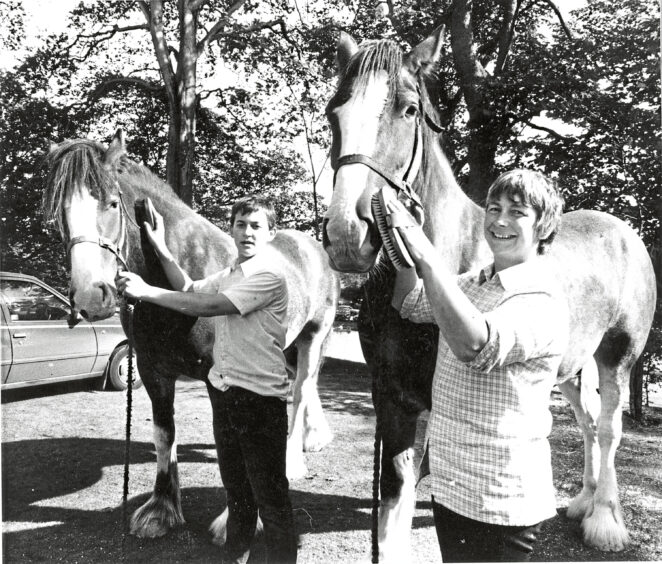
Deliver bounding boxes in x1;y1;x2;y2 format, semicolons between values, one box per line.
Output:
371;186;415;270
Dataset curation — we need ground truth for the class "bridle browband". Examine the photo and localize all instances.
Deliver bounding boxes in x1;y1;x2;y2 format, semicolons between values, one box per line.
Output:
332;83;443;207
66;187;139;272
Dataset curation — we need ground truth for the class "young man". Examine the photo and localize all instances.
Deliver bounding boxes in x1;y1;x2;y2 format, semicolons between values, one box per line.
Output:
389;170;568;562
117;197;297;564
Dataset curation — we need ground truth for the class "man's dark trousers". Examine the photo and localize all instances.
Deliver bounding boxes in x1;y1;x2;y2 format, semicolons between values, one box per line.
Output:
208;383;297;564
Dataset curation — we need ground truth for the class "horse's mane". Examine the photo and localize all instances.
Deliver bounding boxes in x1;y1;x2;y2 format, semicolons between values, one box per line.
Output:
42;139;178;238
42;140;112;237
341;39;402;103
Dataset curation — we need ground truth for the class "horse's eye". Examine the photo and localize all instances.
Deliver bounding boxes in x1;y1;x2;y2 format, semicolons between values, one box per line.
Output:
109;201;119;209
405;105;419;118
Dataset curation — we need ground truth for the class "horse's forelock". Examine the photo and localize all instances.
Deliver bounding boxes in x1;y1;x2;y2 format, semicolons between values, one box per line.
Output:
42;140;117;238
341;39;403;102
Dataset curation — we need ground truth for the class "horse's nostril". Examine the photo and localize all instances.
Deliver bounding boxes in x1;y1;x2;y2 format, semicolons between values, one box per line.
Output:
95;281;113;308
79;309;89;320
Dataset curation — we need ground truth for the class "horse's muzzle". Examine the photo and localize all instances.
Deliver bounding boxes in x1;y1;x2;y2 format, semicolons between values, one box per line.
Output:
70;281;117;321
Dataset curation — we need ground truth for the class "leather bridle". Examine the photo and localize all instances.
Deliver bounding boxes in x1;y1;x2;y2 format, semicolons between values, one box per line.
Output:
66;188;138;272
332;85;443;208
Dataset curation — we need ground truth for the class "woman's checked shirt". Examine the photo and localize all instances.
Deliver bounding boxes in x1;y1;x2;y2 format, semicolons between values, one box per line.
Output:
400;260;568;526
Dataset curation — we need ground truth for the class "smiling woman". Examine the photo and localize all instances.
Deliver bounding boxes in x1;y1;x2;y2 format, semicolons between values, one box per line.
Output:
483;170;564;271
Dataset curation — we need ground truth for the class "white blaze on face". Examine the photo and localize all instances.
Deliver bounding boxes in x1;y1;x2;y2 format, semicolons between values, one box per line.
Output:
332;70;390;201
324;70;395;270
64;187;109;286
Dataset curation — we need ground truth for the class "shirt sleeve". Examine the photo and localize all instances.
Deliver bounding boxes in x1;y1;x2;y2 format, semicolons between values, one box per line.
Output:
399;280;436;324
221;271;286;316
468;291;568;373
190;270;225;294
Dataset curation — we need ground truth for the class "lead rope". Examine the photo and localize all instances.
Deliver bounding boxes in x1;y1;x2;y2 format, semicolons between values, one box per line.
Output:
372;425;381;563
122;302;135;533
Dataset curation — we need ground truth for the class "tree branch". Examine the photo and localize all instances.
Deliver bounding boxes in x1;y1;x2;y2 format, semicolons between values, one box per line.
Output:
201;18;300;57
88;76;164;100
189;0;211;11
450;0;489;121
494;0;521;74
148;0;177;107
196;0;247;55
66;75;165;118
384;0;408;42
537;0;574;39
138;1;150;23
523;119;572;140
64;24;150;61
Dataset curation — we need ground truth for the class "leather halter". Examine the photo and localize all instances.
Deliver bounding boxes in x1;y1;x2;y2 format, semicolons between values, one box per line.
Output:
66;188;138;272
332;85;443;208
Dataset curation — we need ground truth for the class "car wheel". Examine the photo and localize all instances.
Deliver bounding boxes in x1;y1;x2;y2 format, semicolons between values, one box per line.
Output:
106;343;143;391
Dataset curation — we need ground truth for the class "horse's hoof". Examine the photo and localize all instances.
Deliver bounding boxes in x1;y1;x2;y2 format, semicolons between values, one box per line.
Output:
210;510;264;546
303;426;333;452
581;506;629;552
130;494;185;538
286;452;308;480
567;488;594;521
210;511;228;546
131;518;169;538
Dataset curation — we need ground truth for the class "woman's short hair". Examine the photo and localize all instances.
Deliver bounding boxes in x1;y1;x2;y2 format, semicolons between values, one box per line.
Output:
486;169;564;254
230;196;277;230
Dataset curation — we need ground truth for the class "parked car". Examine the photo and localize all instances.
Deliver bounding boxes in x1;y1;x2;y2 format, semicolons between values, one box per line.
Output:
1;271;141;391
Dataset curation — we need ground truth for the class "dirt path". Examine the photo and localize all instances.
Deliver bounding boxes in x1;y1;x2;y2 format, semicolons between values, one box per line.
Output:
2;332;661;562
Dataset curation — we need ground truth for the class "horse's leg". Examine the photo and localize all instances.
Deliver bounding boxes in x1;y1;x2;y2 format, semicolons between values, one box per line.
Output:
130;375;184;537
286;318;335;480
209;507;264;547
558;361;601;521
579;357;630;551
301;312;335;452
377;396;419;564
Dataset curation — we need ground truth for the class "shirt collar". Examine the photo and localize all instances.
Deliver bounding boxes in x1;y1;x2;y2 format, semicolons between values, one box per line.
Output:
479;258;546;292
233;253;272;277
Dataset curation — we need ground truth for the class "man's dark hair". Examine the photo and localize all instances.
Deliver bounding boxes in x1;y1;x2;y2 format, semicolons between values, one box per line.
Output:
230;196;277;230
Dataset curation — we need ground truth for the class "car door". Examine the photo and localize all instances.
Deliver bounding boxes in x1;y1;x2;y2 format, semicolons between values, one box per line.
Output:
1;306;12;382
1;278;98;385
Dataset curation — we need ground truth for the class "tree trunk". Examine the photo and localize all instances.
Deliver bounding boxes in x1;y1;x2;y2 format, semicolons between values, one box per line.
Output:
174;0;198;205
147;0;198;205
465;125;499;203
450;0;502;201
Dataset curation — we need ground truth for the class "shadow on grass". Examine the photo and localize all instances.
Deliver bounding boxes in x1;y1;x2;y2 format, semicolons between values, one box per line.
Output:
1;432;434;563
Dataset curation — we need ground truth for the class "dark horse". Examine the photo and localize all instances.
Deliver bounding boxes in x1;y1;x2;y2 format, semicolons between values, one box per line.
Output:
42;131;340;539
322;28;656;561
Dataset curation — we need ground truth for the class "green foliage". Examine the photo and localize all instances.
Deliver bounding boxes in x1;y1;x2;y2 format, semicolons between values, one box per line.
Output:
499;0;660;247
0;0;25;50
1;0;659;375
0;0;337;289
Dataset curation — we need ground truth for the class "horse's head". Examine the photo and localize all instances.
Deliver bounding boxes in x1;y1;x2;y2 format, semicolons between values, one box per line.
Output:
43;130;131;320
322;27;444;272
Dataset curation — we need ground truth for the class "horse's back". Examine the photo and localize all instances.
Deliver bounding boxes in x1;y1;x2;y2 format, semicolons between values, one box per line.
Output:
270;230;340;344
165;208;236;279
548;210;656;378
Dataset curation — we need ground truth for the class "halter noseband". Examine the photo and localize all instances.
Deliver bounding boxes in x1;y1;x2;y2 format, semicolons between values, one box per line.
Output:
332;84;443;207
66;188;138;272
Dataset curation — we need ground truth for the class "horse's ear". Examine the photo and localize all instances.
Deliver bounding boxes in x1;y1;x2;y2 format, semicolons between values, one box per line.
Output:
405;25;445;75
336;31;359;74
104;129;127;167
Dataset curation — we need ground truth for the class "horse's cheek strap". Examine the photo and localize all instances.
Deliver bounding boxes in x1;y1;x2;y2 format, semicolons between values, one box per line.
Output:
67;236;129;271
